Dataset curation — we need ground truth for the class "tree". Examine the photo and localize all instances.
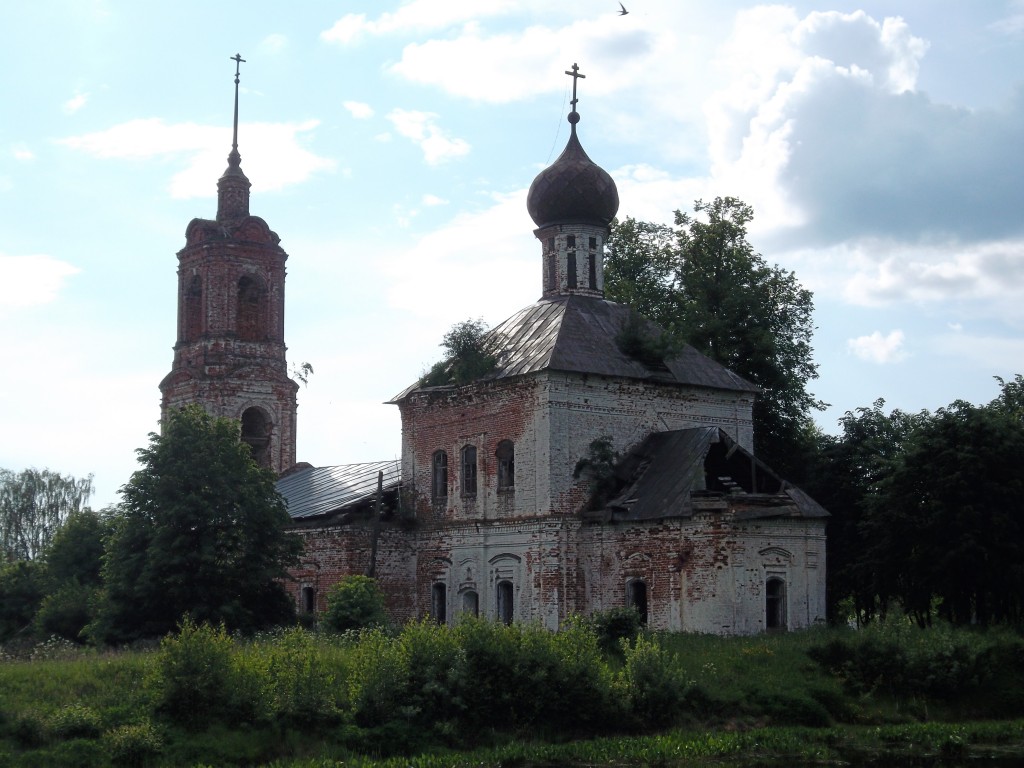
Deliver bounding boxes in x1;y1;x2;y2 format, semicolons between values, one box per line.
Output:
323;575;387;633
44;508;110;587
420;317;498;387
0;559;48;640
91;405;302;643
0;468;94;561
802;400;928;624
606;198;823;477
873;397;1024;626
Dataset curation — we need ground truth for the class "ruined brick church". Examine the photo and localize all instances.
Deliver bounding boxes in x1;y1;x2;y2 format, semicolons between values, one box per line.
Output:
160;63;827;635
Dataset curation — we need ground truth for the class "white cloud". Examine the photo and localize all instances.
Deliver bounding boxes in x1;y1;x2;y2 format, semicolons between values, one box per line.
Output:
848;330;906;364
386;109;469;165
59;119;335;198
320;1;519;44
0;254;80;308
260;33;288;53
422;194;447;206
344;101;374;119
12;144;34;161
64;92;89;114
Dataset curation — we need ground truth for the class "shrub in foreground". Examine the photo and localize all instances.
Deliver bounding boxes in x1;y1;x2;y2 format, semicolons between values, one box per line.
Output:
324;576;387;633
151;618;235;730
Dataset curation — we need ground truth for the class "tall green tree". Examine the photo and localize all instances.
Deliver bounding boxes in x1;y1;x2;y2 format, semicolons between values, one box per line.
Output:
91;405;302;643
803;400;928;624
606;198;823;477
872;394;1024;626
0;468;93;561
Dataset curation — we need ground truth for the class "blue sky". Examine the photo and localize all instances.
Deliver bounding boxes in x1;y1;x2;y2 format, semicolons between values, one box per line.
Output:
2;1;1023;508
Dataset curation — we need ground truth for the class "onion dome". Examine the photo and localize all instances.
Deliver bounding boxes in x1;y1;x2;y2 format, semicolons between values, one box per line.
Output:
526;74;619;229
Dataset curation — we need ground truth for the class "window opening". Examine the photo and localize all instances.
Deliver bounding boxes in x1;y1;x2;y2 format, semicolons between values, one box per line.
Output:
431;583;447;624
237;275;266;341
462;590;479;616
431;450;448;502
301;586;315;613
461;445;477;496
766;577;787;631
496;440;515;490
567;251;577;289
627;580;649;624
240;407;271;468
566;235;576;247
588;253;597;289
497;580;514;625
184;274;202;341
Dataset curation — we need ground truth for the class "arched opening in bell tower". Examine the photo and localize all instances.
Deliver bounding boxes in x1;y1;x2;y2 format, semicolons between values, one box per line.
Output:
240;407;272;468
237;275;267;341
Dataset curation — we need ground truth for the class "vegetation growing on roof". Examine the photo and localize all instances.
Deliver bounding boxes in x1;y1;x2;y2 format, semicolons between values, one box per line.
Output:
615;309;678;369
573;436;621;510
419;318;498;387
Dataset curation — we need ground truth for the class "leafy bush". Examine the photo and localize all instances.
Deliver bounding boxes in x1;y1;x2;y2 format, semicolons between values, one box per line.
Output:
102;721;164;767
151;618;235;730
47;702;103;740
324;575;388;633
35;581;98;642
619;634;687;729
585;606;644;655
346;627;410;727
255;627;341;727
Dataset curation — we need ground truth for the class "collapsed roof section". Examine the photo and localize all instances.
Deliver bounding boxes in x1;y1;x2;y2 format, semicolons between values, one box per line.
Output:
588;427;829;523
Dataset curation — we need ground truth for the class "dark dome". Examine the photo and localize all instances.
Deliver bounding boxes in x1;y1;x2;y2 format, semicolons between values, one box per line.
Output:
527;127;619;228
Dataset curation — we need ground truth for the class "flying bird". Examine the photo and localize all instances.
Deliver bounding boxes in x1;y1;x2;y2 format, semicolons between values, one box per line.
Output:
618;2;629;15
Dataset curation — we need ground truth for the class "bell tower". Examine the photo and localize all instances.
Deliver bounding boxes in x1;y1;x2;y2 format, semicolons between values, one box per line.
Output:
159;54;298;473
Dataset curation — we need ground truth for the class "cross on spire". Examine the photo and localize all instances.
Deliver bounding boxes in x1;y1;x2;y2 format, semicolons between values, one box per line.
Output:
565;62;585;116
230;53;246;157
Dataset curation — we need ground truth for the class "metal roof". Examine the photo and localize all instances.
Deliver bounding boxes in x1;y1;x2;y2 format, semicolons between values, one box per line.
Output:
391;295;757;402
277;460;401;521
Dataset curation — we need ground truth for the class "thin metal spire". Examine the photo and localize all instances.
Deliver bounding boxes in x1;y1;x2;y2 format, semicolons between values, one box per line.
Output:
229;53;246;165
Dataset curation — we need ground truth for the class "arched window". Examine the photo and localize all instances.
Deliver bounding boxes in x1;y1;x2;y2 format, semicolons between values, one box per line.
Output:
497;580;514;625
184;274;203;341
431;583;447;624
627;579;648;625
496;440;514;490
431;450;448;502
461;590;479;617
237;275;266;341
766;577;787;631
300;586;315;614
241;407;271;468
461;445;477;496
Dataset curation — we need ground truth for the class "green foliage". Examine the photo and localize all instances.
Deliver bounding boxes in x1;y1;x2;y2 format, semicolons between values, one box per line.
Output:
616;310;679;368
92;405;302;643
244;627;342;727
619;634;688;729
46;703;102;740
0;468;94;561
420;318;498;387
151;618;236;731
324;575;388;633
35;582;99;643
0;560;48;641
584;606;644;654
44;509;109;587
572;436;620;509
102;721;164;767
606;198;824;479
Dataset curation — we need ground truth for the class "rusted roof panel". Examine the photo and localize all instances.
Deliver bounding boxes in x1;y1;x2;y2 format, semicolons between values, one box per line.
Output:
277;460;401;520
391;295;757;402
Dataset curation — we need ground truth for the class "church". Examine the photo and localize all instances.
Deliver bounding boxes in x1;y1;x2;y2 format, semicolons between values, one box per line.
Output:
160;62;827;635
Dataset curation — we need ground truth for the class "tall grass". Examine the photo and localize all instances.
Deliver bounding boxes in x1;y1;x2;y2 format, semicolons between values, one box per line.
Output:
2;618;1024;767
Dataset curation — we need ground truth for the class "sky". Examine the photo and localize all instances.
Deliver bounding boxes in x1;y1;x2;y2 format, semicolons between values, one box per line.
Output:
2;1;1023;509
